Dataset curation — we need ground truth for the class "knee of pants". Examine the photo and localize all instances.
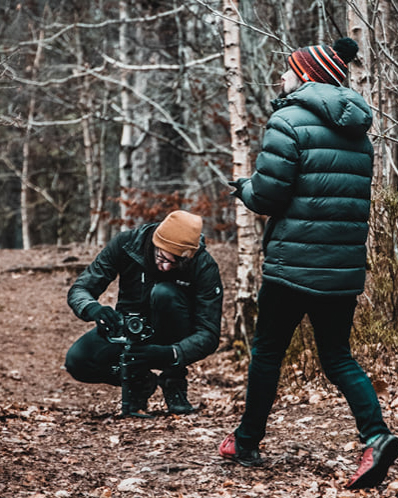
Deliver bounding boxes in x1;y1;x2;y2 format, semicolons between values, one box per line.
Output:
251;341;286;365
151;281;187;310
64;347;83;381
319;353;352;385
64;344;95;383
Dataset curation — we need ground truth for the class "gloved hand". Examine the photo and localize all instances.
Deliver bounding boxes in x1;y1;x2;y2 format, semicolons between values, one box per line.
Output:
131;344;175;370
84;302;124;338
228;178;248;200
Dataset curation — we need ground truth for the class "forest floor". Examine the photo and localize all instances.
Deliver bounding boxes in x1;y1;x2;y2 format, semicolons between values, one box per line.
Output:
1;243;398;498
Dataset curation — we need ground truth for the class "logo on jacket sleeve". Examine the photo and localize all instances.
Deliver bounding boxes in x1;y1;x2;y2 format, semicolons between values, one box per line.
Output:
176;279;191;287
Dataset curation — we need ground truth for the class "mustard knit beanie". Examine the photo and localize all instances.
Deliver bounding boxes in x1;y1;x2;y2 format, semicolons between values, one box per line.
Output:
152;210;203;258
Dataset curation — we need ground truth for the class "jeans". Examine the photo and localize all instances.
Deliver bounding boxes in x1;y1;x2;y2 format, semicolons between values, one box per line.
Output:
236;281;390;448
65;281;192;385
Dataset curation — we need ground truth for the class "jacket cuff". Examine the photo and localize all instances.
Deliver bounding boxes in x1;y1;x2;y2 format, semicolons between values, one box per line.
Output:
82;302;102;322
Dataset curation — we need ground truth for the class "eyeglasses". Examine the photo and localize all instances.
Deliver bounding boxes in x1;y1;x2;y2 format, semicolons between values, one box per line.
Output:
155;247;183;268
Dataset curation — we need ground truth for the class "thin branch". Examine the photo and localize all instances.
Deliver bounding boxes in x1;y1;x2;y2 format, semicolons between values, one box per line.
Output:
0;155;68;212
101;51;223;72
2;62;99;87
368;132;398;145
346;0;398;70
30;115;89;126
207;161;230;186
0;6;186;53
192;0;292;50
109;102;232;156
83;67;200;153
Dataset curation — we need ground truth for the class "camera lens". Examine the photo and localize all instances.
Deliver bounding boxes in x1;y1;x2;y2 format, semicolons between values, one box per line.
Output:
126;316;144;334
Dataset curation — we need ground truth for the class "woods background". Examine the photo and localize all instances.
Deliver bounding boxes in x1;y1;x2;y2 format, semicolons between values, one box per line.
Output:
2;3;398;496
1;0;398;343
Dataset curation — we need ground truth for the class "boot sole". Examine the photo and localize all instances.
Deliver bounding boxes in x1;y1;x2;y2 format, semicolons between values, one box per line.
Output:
123;411;154;419
221;452;264;468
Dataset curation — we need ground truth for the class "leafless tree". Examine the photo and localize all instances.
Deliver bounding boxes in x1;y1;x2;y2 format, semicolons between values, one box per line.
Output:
222;0;261;345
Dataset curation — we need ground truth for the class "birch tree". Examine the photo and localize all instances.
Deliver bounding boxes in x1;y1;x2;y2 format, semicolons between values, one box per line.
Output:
347;0;398;331
21;27;45;249
347;0;398;188
223;0;260;347
118;0;135;227
73;19;110;246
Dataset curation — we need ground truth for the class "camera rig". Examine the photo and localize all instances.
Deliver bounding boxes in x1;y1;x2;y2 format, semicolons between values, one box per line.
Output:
105;313;155;417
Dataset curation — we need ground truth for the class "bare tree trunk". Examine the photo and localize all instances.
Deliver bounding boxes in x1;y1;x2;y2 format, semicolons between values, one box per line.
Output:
347;0;398;321
74;21;108;246
374;0;398;188
347;0;377;257
348;0;397;189
118;0;134;229
347;0;398;234
81;98;107;246
223;0;260;352
347;0;372;101
21;29;44;249
129;5;184;200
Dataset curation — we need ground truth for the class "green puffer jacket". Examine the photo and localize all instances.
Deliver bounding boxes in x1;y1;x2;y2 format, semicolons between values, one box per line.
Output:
67;223;223;365
240;82;373;295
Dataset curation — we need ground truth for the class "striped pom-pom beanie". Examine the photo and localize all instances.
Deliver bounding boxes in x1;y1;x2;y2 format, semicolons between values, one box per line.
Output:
288;37;358;86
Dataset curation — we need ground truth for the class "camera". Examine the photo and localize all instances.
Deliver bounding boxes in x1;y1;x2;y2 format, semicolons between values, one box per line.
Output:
105;313;154;345
123;313;154;342
103;312;155;417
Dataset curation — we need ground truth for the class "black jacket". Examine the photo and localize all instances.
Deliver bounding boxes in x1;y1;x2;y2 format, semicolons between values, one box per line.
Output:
67;223;223;365
240;82;373;295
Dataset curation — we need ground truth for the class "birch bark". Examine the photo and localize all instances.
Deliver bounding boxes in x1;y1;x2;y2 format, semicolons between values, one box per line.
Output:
21;29;44;249
118;0;134;228
223;0;260;349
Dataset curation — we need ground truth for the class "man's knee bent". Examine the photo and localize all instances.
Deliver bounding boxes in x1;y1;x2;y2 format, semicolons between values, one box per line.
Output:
151;281;187;310
65;347;83;381
64;342;92;382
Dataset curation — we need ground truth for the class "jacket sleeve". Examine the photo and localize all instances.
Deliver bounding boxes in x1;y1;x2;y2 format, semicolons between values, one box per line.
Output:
241;113;300;216
173;252;223;366
67;234;124;320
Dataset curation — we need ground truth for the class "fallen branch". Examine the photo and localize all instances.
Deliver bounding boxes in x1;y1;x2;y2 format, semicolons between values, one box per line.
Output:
1;263;88;274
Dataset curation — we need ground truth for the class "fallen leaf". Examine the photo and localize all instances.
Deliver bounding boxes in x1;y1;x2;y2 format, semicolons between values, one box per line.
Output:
117;477;146;492
223;480;236;487
55;491;71;498
109;435;119;446
387;480;398;491
8;369;22;380
309;393;322;404
391;397;398;408
90;487;112;497
343;441;357;452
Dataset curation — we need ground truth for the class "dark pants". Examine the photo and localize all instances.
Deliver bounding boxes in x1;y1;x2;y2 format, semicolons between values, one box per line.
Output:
65;282;192;385
235;281;390;448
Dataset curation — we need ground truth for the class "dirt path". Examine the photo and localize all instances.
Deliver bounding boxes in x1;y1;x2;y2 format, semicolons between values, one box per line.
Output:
1;245;397;497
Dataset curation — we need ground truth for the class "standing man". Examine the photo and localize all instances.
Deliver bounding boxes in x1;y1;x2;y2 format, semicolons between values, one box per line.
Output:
219;38;398;489
66;210;223;416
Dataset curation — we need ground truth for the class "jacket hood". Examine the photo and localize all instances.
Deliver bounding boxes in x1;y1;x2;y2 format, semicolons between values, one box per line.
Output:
273;82;373;136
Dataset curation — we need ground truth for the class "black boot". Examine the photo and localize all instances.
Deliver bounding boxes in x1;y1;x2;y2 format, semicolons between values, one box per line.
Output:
159;377;195;414
124;371;158;416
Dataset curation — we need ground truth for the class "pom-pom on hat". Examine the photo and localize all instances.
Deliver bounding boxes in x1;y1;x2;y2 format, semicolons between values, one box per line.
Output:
152;210;203;258
288;37;358;86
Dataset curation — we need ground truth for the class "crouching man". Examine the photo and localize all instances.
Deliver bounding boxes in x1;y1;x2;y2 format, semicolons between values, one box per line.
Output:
65;210;223;416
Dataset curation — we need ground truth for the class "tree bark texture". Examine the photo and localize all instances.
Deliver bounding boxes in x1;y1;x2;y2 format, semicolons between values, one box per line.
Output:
223;0;260;348
21;29;45;249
